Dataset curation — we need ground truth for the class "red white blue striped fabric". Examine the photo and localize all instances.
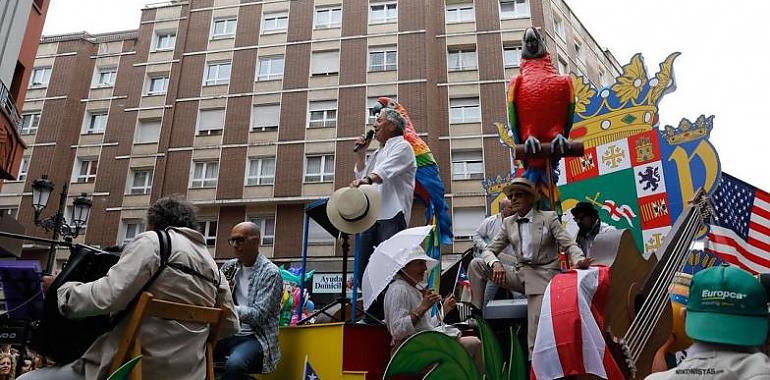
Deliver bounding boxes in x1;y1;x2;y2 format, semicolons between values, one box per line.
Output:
531;266;623;380
706;173;770;274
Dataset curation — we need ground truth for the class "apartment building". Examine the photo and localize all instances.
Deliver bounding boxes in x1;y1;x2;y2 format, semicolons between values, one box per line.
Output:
0;0;49;259
3;0;620;269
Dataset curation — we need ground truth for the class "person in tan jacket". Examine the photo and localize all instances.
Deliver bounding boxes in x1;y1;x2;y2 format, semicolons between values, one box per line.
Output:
468;177;590;355
21;197;240;380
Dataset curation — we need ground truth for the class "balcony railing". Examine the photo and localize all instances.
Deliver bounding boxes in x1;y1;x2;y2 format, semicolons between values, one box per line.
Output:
0;81;20;129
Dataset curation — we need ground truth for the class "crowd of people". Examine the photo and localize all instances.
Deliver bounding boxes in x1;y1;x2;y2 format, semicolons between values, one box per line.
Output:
5;104;770;379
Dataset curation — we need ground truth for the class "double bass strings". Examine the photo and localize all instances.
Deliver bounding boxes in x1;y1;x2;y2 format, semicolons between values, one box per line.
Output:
624;204;702;362
627;210;699;361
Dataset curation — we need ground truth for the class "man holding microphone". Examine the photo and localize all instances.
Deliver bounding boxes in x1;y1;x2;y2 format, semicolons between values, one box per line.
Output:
350;107;416;321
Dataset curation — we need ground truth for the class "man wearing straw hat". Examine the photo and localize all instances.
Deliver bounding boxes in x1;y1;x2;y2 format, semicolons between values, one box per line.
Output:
468;177;590;355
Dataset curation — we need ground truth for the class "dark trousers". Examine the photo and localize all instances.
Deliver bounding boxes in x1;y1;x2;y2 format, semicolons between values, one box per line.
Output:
216;335;263;380
357;212;407;322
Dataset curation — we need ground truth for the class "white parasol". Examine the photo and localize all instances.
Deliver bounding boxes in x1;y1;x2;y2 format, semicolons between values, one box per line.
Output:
362;226;438;309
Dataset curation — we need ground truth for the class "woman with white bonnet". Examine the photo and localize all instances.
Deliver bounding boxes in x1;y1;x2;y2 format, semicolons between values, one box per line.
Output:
383;245;483;371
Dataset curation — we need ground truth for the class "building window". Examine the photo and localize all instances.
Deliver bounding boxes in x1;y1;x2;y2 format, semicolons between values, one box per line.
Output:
311;51;339;76
147;76;169;95
368;47;397;72
367;95;395;125
262;11;288;33
447;48;477;71
128;168;153;195
446;3;474;23
84;112;108;134
575;40;585;63
204;62;231;86
246;157;276;185
211;17;237;39
557;57;568;74
94;67;117;87
251;104;280;132
315;6;342;29
369;2;397;24
449;97;481;123
0;208;18;218
197;109;225;136
155;32;176;51
191;161;219;188
553;13;566;41
20;112;41;135
198;220;218;246
504;46;522;67
308;218;335;243
135;119;161;143
308;100;337;128
74;158;98;183
122;220;146;245
257;55;284;81
18;157;29;182
453;207;486;240
305;154;335;183
29;67;52;87
451;150;484;180
500;0;530;19
248;216;276;245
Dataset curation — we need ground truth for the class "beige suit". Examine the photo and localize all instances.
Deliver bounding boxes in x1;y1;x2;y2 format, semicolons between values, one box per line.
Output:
24;227;241;380
469;209;584;354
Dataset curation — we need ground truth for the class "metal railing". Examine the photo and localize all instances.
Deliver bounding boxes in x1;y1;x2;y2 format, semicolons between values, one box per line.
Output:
0;81;20;129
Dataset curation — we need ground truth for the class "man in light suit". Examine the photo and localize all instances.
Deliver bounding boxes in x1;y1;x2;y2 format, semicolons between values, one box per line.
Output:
468;177;591;354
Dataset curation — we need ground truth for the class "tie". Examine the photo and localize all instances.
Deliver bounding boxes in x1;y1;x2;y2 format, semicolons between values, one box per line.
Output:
516;218;530;224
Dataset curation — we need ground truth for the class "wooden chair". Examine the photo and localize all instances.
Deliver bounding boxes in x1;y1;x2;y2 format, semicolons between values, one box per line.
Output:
110;292;227;380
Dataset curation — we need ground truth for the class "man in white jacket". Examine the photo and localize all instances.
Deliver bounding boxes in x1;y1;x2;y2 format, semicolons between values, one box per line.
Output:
21;197;239;380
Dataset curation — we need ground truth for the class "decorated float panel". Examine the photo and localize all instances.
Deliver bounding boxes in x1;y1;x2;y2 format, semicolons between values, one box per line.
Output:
491;53;722;259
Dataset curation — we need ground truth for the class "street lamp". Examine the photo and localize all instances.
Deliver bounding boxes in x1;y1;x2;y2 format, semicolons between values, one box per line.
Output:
30;175;92;273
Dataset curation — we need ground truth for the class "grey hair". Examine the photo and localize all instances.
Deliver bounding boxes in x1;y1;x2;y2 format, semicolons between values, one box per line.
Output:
147;196;198;230
380;107;405;135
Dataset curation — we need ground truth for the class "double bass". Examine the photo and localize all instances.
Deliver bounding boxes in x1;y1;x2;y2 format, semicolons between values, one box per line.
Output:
588;190;711;378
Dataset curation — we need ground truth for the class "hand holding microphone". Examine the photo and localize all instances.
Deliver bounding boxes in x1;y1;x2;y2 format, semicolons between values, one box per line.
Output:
353;130;374;153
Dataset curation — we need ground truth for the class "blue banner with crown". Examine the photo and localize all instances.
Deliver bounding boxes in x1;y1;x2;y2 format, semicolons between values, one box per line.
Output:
496;52;722;258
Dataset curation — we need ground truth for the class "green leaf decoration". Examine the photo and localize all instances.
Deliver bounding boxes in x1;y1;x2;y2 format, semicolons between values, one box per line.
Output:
477;319;504;380
107;355;142;380
385;331;481;380
508;325;527;380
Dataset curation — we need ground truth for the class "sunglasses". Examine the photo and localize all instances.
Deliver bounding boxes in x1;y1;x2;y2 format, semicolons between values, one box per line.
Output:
508;191;529;199
227;236;257;246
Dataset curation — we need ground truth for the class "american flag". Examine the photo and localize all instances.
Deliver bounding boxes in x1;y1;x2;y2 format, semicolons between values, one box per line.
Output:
706;173;770;274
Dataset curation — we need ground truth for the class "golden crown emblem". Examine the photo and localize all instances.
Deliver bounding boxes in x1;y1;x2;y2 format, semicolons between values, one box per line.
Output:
570;52;680;148
664;115;714;145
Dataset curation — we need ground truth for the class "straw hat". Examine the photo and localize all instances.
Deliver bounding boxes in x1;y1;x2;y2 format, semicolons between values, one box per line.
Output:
502;177;538;198
326;185;381;234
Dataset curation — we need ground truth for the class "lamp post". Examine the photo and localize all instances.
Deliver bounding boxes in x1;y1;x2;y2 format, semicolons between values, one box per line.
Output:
30;175;92;273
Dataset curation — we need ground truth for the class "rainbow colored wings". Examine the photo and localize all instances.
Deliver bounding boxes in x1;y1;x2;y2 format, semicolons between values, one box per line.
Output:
377;97;453;245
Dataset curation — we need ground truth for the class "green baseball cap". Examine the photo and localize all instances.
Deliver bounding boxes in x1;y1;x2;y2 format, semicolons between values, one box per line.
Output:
686;264;769;346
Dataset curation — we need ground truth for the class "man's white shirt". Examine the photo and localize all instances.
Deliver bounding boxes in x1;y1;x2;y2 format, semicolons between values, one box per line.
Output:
355;135;416;222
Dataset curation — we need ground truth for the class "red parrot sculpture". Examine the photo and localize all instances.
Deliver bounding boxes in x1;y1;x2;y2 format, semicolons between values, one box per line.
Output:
497;27;575;208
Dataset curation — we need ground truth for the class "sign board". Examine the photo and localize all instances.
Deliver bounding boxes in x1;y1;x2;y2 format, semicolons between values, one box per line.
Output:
311;273;360;294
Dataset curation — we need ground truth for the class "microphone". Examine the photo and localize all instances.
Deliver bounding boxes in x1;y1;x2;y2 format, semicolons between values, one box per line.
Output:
354;130;374;152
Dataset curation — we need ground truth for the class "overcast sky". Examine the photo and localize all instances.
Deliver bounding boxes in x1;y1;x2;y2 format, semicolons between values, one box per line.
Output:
42;0;770;191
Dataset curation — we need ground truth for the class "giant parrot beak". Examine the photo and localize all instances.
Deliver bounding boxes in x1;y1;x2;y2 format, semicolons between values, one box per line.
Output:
370;102;385;117
523;27;540;56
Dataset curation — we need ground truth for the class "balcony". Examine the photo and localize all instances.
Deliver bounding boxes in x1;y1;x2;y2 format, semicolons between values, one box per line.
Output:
0;81;26;181
0;82;20;129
